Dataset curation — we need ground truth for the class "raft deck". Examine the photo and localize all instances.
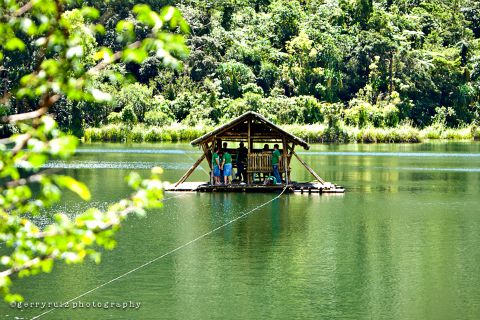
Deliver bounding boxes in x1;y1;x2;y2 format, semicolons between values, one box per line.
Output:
166;182;345;194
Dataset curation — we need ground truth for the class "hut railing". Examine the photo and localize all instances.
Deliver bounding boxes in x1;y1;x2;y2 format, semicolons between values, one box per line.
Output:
247;153;290;174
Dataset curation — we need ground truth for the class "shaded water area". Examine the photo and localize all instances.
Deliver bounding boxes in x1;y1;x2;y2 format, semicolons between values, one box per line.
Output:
1;142;480;319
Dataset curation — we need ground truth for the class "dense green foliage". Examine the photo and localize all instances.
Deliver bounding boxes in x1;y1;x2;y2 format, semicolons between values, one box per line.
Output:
0;0;187;303
4;0;480;136
84;122;479;143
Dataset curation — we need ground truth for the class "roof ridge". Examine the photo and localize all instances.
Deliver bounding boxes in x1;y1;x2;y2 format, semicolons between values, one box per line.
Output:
190;112;310;150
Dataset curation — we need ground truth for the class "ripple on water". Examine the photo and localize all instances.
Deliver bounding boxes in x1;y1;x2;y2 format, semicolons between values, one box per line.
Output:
76;149;200;154
42;160;191;170
300;151;480;157
371;166;480;172
77;149;480;158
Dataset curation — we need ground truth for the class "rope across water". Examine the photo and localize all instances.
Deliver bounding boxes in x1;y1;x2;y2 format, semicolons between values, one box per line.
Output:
32;186;288;319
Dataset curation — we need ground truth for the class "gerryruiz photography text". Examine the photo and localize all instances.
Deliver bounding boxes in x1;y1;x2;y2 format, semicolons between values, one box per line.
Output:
10;301;142;310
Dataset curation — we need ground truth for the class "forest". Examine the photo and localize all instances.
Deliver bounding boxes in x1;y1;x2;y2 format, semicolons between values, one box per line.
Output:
2;0;480;142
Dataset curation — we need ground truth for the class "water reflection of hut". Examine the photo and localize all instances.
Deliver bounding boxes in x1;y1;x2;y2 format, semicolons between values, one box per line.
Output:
169;112;344;194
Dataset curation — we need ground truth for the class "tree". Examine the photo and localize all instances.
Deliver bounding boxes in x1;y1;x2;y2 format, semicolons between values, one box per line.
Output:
216;61;256;98
0;0;188;302
270;0;302;48
356;0;373;29
4;0;479;148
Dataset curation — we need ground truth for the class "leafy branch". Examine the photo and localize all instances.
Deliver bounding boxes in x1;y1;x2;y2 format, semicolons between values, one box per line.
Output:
0;0;189;303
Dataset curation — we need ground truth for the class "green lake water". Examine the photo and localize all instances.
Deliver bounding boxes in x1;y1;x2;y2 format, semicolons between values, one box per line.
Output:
1;142;480;319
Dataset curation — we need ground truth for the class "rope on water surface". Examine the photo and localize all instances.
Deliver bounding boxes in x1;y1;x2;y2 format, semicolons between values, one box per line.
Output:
32;186;289;320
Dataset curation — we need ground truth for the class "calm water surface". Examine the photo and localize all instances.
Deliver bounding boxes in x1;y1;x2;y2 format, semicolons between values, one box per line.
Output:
1;142;480;319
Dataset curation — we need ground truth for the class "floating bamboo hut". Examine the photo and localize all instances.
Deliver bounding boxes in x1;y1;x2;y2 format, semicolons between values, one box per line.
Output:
167;112;344;194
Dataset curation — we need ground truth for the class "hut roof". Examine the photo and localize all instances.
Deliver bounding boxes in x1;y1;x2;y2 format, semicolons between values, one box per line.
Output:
190;111;310;150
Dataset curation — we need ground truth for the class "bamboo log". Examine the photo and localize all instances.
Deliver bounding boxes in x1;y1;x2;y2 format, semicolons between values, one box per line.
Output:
174;153;207;187
202;143;212;170
286;143;294;182
282;137;288;185
247;119;252;184
210;139;216;185
292;151;325;185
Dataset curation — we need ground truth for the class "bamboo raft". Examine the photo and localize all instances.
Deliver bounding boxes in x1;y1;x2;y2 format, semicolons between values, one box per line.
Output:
167;111;345;194
166;181;344;194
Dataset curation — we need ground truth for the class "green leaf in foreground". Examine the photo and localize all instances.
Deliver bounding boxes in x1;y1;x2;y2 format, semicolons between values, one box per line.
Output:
53;176;91;201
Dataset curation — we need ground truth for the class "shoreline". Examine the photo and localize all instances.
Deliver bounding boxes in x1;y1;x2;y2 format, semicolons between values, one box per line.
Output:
83;124;480;144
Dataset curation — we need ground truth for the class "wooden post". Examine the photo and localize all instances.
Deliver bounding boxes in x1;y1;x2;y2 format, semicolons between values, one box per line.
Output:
210;138;216;185
202;142;212;185
282;137;289;185
292;151;326;184
174;153;207;187
202;142;212;170
202;143;212;170
287;143;295;183
247;119;252;184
